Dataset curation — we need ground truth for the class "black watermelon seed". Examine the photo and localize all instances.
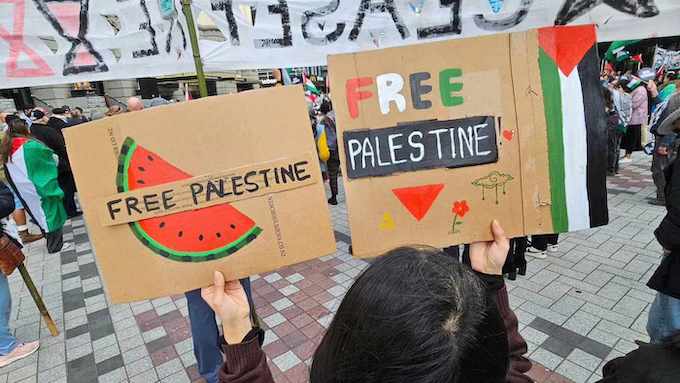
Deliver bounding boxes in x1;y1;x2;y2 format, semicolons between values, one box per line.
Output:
199;234;204;241
159;222;165;228
216;232;221;238
138;179;145;184
178;231;183;237
147;155;154;161
230;224;236;229
137;166;145;172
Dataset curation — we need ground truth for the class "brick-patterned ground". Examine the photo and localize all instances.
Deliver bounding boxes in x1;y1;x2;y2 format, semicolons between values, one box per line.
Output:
0;152;663;382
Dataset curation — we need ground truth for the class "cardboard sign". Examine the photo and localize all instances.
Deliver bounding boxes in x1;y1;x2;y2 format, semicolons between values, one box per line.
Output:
328;25;608;258
64;86;336;303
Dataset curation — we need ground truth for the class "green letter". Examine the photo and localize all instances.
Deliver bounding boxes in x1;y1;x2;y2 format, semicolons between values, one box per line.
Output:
439;68;463;106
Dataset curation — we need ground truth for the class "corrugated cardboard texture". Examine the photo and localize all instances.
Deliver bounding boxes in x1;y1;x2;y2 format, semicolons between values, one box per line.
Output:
65;86;336;303
328;31;553;258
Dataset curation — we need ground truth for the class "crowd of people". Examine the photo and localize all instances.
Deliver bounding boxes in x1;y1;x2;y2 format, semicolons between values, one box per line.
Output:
0;74;678;381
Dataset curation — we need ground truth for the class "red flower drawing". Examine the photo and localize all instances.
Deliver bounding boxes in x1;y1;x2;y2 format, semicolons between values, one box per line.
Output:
452;200;470;218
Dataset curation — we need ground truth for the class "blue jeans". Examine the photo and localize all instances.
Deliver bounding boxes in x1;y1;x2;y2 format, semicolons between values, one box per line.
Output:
185;278;253;383
0;273;17;355
647;291;680;344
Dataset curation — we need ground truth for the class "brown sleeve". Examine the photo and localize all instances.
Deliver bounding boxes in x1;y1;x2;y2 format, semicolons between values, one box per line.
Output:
219;336;275;383
496;285;533;383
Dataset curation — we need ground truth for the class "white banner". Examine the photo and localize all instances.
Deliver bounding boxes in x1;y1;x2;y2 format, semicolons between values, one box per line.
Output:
652;46;680;71
1;0;680;89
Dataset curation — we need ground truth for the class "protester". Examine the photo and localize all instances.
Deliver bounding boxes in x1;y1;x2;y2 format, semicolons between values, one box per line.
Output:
0;181;40;367
29;110;80;218
126;97;144;112
317;99;339;205
202;221;533;383
621;76;649;162
47;107;69;133
526;234;559;259
1;118;68;253
68;107;89;125
503;237;528;281
646;92;680;344
605;88;624;176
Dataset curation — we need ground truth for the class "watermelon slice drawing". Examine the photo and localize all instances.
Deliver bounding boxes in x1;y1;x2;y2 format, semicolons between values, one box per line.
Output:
116;137;262;262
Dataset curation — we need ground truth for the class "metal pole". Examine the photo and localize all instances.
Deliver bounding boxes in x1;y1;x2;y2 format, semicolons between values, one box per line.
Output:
181;0;208;98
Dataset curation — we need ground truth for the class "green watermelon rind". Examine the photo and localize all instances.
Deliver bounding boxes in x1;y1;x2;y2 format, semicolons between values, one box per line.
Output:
116;137;262;263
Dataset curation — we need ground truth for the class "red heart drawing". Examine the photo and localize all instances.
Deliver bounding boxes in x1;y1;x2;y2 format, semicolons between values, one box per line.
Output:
502;130;513;141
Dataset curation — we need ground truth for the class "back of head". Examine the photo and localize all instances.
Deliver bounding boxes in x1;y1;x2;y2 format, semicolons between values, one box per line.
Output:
127;97;144;112
319;99;332;115
311;246;508;383
2;118;30;163
52;107;65;115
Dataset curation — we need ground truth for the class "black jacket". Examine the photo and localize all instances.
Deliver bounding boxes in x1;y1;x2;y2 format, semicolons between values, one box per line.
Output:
597;336;680;382
649;156;680;299
30;123;71;174
0;182;15;220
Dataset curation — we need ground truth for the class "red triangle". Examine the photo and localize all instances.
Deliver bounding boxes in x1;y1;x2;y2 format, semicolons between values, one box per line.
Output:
392;184;444;221
538;25;596;76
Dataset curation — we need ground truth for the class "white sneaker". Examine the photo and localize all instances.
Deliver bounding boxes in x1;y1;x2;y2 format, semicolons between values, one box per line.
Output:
0;341;40;367
526;247;547;259
61;242;75;252
548;244;559;253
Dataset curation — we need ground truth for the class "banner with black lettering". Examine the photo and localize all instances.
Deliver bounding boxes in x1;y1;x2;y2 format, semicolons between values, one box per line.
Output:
2;0;680;89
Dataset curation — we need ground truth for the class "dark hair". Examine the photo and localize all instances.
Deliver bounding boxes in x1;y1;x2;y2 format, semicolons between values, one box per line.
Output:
4;113;19;125
1;118;30;164
311;246;508;383
74;107;83;113
52;107;66;115
319;99;332;115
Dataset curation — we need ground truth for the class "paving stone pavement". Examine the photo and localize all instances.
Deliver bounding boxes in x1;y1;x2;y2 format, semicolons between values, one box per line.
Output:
0;152;663;383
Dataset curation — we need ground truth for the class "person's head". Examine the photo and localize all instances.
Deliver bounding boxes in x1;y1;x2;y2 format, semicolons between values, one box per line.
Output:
30;110;48;124
51;107;66;116
311;246;508;383
71;107;83;118
319;99;332;115
1;118;31;164
127;97;144;112
105;105;122;116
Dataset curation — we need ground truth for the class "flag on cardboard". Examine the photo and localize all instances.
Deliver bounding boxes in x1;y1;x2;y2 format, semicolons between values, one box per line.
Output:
537;25;608;233
4;138;66;232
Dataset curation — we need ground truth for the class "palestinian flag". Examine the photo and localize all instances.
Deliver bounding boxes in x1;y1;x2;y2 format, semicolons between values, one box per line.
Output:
538;25;608;232
303;73;320;95
4;137;66;233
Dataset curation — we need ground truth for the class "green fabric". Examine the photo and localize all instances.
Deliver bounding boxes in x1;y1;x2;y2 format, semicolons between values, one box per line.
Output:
539;48;568;232
605;40;640;62
23;140;66;232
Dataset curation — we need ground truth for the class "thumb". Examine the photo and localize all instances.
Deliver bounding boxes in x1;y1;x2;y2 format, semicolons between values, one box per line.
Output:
491;220;508;247
213;270;226;301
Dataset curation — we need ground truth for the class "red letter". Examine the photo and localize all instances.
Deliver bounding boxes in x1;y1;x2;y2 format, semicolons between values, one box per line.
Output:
346;77;374;119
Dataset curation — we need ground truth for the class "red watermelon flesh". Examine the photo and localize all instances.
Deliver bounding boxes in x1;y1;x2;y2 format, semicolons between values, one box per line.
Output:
117;137;262;262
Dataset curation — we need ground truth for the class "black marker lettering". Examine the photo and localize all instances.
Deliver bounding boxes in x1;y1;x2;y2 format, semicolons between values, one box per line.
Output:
107;199;122;220
301;0;346;45
211;0;240;45
474;0;533;31
349;0;410;41
293;161;311;181
162;190;176;210
417;0;461;39
231;176;244;195
244;171;259;192
125;197;142;216
190;183;204;205
254;0;292;48
259;169;271;187
143;193;160;212
133;0;160;58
